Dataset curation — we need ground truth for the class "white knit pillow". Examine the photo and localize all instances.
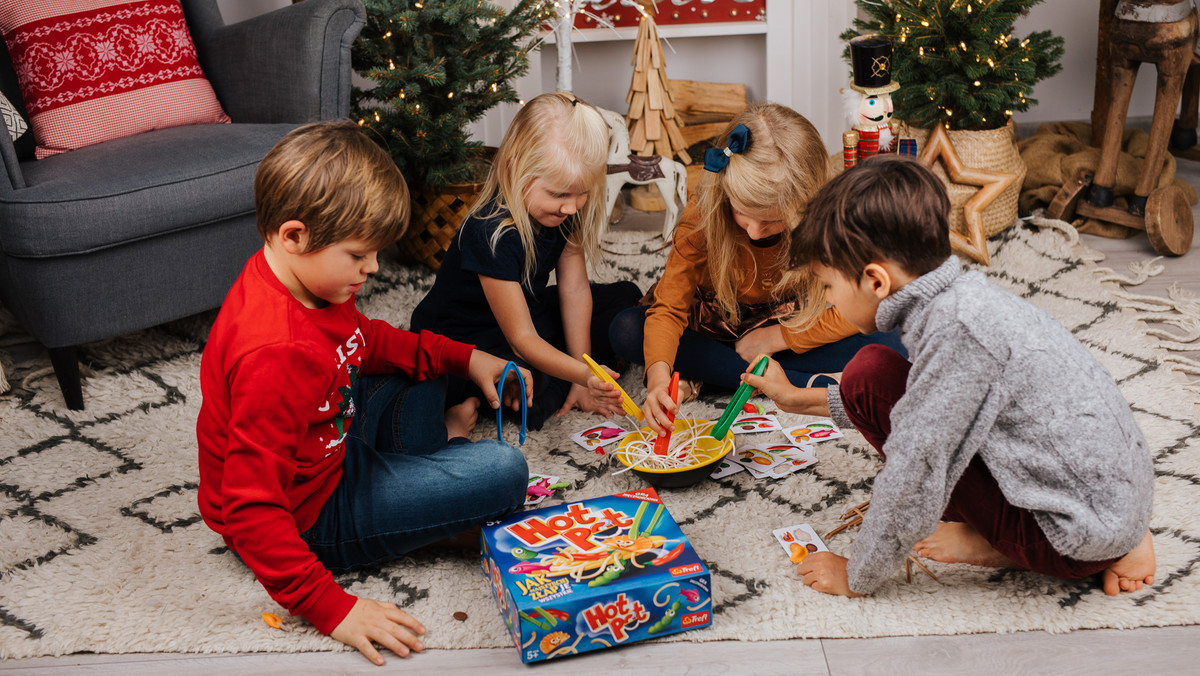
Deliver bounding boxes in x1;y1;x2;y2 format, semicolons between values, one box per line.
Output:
0;90;26;141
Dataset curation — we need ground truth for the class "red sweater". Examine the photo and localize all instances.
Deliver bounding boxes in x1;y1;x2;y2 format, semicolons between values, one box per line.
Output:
197;250;474;635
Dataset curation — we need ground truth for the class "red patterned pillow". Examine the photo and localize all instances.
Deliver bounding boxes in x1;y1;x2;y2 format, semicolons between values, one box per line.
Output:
0;0;230;159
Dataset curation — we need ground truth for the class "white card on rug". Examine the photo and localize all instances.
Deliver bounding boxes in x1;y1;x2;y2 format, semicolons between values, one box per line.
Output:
772;523;829;563
729;412;783;435
571;421;632;450
781;419;844;445
524;473;563;506
709;456;746;479
758;442;818;477
731;446;788;479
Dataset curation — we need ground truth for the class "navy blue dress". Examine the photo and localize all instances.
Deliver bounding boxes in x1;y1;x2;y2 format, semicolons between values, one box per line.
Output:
410;205;640;429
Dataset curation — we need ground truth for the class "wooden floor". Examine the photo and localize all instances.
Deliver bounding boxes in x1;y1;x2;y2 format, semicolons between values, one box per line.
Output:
6;162;1198;675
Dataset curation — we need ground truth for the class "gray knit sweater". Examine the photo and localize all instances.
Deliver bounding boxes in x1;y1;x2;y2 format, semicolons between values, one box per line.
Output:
826;257;1153;594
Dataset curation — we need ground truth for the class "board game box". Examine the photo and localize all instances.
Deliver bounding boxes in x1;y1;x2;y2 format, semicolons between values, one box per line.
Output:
480;487;712;663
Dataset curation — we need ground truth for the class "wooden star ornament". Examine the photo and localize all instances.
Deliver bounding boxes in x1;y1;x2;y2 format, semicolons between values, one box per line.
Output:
917;124;1017;265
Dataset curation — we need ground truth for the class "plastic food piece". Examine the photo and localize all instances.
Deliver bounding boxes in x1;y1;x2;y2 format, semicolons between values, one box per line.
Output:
262;611;287;631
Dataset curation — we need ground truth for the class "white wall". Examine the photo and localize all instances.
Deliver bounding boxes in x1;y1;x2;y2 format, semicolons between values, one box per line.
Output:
1014;0;1156;128
222;0;1158;140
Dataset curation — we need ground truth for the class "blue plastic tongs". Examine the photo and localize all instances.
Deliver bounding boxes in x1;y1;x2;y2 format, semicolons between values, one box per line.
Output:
497;361;527;445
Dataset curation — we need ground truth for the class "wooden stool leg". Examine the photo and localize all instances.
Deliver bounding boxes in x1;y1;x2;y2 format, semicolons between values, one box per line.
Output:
1091;0;1121;147
1091;59;1139;205
1171;60;1200;150
1134;61;1189;209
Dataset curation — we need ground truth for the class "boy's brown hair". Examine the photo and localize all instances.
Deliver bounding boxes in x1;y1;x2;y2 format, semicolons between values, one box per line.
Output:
254;121;409;252
790;154;951;280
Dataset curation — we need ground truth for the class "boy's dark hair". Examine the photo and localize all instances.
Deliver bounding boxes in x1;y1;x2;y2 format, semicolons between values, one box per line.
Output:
254;121;409;252
790;155;951;280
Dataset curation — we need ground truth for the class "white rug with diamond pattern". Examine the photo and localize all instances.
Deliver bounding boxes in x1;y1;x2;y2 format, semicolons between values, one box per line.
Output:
1;219;1198;659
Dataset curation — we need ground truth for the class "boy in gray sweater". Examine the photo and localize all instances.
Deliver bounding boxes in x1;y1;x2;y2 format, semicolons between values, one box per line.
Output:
744;155;1156;597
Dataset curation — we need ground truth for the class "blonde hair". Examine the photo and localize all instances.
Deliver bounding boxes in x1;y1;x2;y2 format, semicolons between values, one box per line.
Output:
695;103;830;329
470;92;609;285
255;121;409;252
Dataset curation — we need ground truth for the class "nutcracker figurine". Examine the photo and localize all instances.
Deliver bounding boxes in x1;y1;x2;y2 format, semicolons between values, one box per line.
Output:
843;34;914;168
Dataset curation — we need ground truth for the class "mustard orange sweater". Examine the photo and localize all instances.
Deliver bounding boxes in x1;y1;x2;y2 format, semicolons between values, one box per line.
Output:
643;206;859;371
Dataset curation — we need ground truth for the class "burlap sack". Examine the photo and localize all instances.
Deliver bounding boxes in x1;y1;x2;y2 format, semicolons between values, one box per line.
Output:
1018;121;1198;238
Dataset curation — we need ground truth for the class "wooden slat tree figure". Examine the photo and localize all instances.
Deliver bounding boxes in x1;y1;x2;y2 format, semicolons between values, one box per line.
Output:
625;13;690;166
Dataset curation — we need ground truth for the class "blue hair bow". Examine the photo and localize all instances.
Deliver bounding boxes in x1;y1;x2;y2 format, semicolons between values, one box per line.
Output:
703;124;751;173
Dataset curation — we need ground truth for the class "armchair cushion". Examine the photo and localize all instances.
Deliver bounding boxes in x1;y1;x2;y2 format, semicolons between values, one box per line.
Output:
0;122;296;259
0;0;230;159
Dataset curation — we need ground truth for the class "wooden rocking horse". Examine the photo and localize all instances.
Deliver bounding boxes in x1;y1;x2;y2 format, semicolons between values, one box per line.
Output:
1049;0;1196;255
598;106;688;240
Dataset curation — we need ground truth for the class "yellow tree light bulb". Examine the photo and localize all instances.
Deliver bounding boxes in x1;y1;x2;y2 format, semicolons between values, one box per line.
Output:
388;60;395;70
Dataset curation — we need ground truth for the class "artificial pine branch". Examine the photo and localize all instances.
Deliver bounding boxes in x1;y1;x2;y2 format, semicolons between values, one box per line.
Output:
842;0;1063;131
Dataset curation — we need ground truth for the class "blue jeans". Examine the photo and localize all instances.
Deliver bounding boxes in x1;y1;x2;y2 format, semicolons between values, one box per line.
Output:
300;375;528;572
609;305;907;390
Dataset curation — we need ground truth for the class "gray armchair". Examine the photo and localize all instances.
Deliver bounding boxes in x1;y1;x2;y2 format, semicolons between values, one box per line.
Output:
0;0;366;409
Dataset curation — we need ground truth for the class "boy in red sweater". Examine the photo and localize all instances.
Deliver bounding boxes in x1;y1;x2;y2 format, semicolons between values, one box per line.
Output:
197;122;532;666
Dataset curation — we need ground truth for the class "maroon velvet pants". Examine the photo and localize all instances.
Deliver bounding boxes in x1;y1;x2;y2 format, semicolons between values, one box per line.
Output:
839;344;1118;580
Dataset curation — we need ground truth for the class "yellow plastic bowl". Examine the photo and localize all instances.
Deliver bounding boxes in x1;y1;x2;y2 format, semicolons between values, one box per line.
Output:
615;418;734;488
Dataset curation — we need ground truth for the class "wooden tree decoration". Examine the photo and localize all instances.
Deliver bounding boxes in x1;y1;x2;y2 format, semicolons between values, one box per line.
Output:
625;13;690;165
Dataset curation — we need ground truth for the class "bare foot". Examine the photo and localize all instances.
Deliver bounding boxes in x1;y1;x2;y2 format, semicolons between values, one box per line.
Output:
1103;530;1155;595
445;397;480;440
914;522;1016;568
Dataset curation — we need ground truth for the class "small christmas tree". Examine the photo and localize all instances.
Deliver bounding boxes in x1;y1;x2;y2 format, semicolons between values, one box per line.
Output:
351;0;550;188
842;0;1064;131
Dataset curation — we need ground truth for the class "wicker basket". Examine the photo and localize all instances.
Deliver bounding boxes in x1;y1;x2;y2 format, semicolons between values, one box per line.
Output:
906;121;1027;238
397;149;495;271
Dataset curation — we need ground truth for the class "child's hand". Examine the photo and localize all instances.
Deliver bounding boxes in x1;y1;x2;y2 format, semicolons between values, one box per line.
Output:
795;552;864;598
557;381;620;418
641;361;677;437
331;597;426;666
734;325;786;364
585;363;624;414
739;355;795;408
467;350;533;411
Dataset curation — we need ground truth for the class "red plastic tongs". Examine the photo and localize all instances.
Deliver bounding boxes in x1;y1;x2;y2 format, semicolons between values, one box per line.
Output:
653;372;680;455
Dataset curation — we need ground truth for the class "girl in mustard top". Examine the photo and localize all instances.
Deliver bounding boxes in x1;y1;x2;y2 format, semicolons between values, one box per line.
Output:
609;103;905;434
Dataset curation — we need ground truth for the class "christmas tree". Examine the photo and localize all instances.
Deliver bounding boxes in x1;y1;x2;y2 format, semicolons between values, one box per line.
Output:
351;0;551;188
842;0;1064;131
